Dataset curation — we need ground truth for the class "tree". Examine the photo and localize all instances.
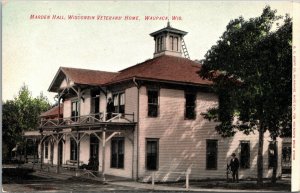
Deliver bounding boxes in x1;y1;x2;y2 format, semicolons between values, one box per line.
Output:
2;84;51;160
199;6;292;185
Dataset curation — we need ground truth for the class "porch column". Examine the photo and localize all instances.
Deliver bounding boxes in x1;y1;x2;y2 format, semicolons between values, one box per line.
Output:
77;87;81;121
40;135;44;170
24;138;27;163
102;128;106;181
77;131;80;169
58;96;61;124
56;137;60;173
33;138;37;167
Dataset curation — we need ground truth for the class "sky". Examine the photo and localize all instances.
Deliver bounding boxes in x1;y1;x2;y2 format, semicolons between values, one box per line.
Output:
2;1;293;104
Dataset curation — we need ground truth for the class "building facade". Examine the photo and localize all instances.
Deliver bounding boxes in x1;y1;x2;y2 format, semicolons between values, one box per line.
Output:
25;23;285;181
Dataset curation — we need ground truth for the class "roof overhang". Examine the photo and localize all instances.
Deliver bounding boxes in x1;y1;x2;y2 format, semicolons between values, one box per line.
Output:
105;76;213;88
150;27;188;37
48;67;67;93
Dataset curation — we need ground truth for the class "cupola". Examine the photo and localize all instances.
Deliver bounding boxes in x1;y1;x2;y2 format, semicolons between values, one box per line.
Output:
150;22;188;58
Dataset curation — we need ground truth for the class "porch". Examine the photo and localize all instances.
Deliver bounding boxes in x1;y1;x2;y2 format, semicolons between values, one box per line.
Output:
35;112;136;181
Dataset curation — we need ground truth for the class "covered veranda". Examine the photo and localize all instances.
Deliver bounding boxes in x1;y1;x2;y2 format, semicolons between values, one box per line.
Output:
35;113;136;181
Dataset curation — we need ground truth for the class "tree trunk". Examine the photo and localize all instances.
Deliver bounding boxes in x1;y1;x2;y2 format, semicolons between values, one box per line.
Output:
257;122;264;186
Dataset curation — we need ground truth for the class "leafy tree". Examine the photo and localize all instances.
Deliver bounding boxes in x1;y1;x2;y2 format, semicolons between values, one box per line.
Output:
2;84;51;160
199;6;292;185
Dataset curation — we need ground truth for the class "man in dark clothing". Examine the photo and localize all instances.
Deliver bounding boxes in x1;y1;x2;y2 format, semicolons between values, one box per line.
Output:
229;153;239;183
106;97;114;120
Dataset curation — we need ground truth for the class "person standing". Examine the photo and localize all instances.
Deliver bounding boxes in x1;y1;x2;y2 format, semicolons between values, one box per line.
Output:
106;97;114;120
230;153;240;183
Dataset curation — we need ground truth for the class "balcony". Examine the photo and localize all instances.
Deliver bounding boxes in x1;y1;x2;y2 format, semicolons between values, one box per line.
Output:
39;112;135;130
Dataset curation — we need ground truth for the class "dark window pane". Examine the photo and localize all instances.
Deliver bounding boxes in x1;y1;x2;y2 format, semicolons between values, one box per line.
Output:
90;135;99;166
185;93;196;119
206;140;218;169
268;142;278;168
146;139;158;170
70;138;78;161
148;90;158;117
71;101;79;121
240;141;250;169
111;138;124;169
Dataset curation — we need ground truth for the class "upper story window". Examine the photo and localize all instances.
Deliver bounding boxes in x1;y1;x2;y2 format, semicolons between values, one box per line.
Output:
185;92;196;119
71;100;79;121
91;90;100;115
148;89;159;117
113;92;125;114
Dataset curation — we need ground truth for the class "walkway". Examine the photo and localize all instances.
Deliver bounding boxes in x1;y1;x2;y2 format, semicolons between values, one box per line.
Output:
16;164;290;192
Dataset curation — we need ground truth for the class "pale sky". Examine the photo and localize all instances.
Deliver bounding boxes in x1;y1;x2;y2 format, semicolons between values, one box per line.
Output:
2;1;292;104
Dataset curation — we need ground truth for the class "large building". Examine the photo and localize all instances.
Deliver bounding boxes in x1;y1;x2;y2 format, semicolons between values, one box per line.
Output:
24;23;288;182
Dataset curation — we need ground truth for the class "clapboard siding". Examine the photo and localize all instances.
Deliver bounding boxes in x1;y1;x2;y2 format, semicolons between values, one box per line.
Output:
125;86;138;121
138;86;282;182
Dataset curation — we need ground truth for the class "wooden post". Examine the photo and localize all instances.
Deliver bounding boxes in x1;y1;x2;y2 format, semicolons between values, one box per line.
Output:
24;139;27;163
152;172;155;189
32;139;37;169
58;96;61;124
186;172;189;190
77;131;80;169
40;137;44;170
102;129;106;182
56;137;60;174
77;87;81;122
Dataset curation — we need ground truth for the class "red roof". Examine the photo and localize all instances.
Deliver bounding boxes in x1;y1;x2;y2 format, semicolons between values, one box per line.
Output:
108;55;212;86
61;67;117;86
40;104;63;118
49;55;212;92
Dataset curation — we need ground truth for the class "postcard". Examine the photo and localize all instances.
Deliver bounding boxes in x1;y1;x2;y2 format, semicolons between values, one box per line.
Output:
2;1;299;192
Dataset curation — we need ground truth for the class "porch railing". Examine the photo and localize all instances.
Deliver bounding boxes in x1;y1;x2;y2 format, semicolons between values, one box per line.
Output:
40;112;134;128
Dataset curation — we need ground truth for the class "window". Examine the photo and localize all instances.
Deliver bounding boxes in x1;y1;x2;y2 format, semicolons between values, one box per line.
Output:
156;36;163;52
240;141;250;169
170;36;178;51
44;141;49;159
170;36;173;50
206;140;218;169
70;138;78;161
160;36;163;51
185;92;196;119
146;139;159;170
111;138;124;168
90;135;99;163
91;90;100;115
268;141;278;168
148;89;159;117
113;92;125;114
71;100;79;121
174;37;178;51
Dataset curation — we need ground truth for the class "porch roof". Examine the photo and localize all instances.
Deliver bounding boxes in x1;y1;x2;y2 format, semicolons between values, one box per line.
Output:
41;121;136;131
